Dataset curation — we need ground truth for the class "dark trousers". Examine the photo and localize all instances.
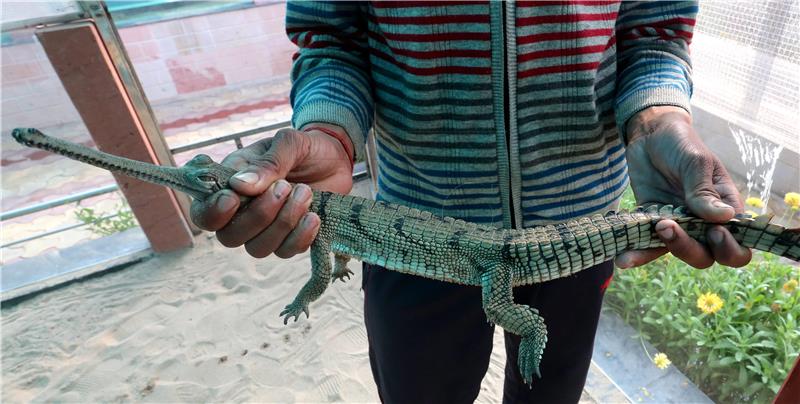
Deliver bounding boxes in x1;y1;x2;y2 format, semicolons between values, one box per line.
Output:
362;260;614;404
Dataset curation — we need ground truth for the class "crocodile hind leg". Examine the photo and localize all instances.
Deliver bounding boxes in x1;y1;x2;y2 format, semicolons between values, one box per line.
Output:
481;267;548;386
280;241;332;324
331;253;353;283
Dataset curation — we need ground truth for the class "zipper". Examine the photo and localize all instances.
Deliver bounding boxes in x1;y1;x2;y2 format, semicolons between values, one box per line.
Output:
492;2;520;230
502;4;516;229
502;2;522;230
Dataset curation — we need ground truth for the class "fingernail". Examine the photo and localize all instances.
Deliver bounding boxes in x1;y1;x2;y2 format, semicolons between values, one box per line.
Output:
712;200;733;211
217;192;238;211
270;180;290;199
232;171;259;185
301;213;317;228
708;228;724;244
292;184;311;202
658;225;675;241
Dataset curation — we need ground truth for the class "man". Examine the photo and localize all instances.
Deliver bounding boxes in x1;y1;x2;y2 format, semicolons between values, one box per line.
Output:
192;1;751;402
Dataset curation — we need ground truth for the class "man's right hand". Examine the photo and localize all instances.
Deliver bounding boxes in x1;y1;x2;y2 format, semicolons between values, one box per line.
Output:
190;124;354;259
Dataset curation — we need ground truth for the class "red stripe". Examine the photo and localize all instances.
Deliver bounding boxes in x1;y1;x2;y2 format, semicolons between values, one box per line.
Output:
381;31;490;42
288;28;366;53
372;14;489;25
518;28;613;45
370;48;491;76
371;1;488;8
517;44;607;63
517;12;618;25
651;17;696;28
519;1;619;6
619;17;695;41
517;61;600;78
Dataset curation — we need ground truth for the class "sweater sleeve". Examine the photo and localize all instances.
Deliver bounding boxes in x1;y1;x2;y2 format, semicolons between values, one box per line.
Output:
286;1;374;160
614;1;698;139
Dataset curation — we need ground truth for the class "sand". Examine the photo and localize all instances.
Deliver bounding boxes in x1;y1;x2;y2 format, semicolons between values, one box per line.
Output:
2;233;518;402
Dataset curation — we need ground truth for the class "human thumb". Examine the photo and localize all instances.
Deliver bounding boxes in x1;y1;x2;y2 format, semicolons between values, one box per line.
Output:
682;156;735;223
227;129;310;196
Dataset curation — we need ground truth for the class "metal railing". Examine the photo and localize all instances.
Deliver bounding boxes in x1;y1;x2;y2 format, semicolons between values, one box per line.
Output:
1;120;369;249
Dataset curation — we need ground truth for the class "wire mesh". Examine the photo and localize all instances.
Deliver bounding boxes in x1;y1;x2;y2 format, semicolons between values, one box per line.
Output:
691;0;800;153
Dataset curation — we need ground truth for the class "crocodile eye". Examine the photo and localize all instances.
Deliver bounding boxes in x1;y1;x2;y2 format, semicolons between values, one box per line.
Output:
197;175;216;183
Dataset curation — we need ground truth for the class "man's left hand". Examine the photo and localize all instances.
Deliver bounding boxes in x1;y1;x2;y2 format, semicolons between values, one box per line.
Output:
616;106;752;269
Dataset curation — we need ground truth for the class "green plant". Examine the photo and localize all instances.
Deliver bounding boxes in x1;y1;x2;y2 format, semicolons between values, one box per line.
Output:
75;200;138;236
618;185;637;211
607;251;800;402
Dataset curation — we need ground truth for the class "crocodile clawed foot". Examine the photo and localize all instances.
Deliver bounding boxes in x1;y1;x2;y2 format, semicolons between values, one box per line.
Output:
279;302;310;325
518;334;545;387
331;268;354;283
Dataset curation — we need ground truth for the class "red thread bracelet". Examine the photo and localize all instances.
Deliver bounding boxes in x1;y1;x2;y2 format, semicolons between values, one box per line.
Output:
303;126;355;170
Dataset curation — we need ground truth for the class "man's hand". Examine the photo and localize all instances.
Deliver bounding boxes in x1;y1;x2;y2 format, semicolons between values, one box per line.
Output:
616;106;752;269
190;124;354;259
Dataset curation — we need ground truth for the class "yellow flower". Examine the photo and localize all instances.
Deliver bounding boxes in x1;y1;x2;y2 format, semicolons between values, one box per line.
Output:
653;353;671;369
697;292;724;314
783;279;798;294
746;197;765;208
785;192;800;210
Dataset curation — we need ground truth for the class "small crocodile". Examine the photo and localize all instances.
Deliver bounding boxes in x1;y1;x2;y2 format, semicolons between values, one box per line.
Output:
11;128;800;385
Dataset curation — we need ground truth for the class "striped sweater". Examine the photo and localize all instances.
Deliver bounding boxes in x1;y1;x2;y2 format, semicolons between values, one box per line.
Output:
287;1;697;228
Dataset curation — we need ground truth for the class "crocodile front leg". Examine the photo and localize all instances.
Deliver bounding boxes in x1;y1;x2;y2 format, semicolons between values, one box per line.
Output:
280;241;332;324
481;267;548;386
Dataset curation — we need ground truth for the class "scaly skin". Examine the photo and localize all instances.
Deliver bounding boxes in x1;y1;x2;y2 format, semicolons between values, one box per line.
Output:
12;128;800;385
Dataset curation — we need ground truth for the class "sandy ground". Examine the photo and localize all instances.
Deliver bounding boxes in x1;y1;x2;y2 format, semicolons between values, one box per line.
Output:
2;234;526;403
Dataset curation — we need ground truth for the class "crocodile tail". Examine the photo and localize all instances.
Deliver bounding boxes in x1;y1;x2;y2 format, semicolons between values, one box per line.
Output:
724;214;800;261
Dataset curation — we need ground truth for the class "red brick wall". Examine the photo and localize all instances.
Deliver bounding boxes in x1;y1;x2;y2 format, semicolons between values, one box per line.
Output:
119;2;295;101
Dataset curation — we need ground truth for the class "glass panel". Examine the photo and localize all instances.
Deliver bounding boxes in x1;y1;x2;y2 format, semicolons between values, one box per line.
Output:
110;0;295;153
1;3;138;265
692;1;799;154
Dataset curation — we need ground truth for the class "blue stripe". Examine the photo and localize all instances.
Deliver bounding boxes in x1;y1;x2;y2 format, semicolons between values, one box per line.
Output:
523;188;622;222
618;75;690;97
297;86;371;128
380;143;498;178
521;142;624;180
617;65;689;94
616;82;688;105
377;178;504;213
618;61;688;80
522;163;627;206
622;75;690;92
295;85;368;121
292;65;371;105
616;4;698;26
297;90;367;131
379;170;499;201
521;148;626;187
379;152;499;190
